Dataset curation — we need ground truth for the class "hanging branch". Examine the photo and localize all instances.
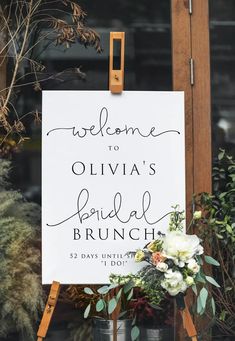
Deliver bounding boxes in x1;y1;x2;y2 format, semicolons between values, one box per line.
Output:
0;0;102;152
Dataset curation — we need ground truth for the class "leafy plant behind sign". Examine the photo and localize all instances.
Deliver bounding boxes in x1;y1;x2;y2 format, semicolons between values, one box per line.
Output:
194;149;235;337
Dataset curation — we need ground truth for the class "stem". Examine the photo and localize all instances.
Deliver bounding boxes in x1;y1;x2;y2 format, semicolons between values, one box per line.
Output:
1;0;34;117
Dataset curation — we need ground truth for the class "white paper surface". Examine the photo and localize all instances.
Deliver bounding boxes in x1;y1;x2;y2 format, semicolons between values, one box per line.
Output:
42;91;185;284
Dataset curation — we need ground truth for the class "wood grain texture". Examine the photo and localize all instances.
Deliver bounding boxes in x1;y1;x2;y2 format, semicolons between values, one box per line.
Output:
191;3;212;337
191;0;212;194
171;0;194;223
171;2;194;340
171;0;211;340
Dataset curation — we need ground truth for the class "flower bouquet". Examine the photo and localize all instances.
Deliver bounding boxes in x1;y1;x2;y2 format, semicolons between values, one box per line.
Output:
108;208;220;340
131;208;220;315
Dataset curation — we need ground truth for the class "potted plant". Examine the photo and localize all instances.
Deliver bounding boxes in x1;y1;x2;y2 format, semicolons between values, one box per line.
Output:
82;281;136;341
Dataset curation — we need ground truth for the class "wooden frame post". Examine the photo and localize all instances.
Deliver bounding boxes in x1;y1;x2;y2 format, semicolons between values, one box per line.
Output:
171;0;211;340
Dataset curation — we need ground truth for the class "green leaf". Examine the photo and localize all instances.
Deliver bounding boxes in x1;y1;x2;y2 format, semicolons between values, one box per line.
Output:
131;326;140;341
205;276;220;288
127;288;134;301
84;304;91;318
124;280;134;294
197;256;203;266
84;287;94;295
204;255;220;266
96;299;105;312
195;271;206;284
192;285;198;296
197;296;203;315
211;297;216;316
199;287;208;310
218;150;225;160
108;298;117;314
220;310;227;321
108;283;119;290
226;225;233;234
97;285;110;295
118;310;128;319
116;288;123;301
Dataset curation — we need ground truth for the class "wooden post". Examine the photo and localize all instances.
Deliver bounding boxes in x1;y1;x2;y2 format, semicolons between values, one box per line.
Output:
171;0;211;340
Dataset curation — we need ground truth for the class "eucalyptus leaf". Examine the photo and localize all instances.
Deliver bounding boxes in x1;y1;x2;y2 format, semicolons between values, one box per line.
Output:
84;287;94;295
131;326;140;341
205;276;220;288
84;304;91;318
204;255;220;266
192;284;198;296
199;287;208;310
127;288;134;301
97;285;110;295
211;297;216;316
124;280;135;294
118;310;128;319
195;271;206;284
96;299;105;312
116;288;123;301
197;256;203;266
109;283;119;290
108;297;117;314
197;296;203;315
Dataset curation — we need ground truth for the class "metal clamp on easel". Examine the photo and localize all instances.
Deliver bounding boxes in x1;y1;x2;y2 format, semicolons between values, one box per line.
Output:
109;32;125;93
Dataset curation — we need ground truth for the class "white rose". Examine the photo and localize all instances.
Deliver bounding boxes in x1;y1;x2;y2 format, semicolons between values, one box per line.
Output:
161;270;187;296
185;276;195;286
156;262;168;272
162;231;203;263
187;259;200;274
196;245;204;255
174;259;185;267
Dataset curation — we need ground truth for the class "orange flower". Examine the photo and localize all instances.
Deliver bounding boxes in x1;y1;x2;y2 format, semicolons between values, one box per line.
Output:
152;252;166;265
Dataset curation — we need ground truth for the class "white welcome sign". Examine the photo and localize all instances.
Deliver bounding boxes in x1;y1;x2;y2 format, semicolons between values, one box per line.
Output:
42;91;185;284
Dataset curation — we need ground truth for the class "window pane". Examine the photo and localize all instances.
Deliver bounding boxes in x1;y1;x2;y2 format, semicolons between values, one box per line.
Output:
5;1;174;340
210;0;235;160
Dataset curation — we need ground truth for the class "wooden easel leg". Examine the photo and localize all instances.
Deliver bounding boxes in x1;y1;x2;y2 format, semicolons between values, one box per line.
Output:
37;281;61;341
113;318;117;341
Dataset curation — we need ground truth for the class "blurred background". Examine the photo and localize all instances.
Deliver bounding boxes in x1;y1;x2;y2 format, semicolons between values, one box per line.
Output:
1;1;235;340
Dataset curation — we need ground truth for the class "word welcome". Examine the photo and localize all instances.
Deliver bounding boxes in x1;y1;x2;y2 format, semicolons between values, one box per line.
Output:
47;107;180;139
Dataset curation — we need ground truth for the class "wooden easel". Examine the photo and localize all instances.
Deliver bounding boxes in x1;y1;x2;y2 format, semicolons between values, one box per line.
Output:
36;32;125;341
37;31;197;341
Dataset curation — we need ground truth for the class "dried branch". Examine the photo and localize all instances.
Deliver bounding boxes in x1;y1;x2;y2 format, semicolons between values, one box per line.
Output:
0;0;102;152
